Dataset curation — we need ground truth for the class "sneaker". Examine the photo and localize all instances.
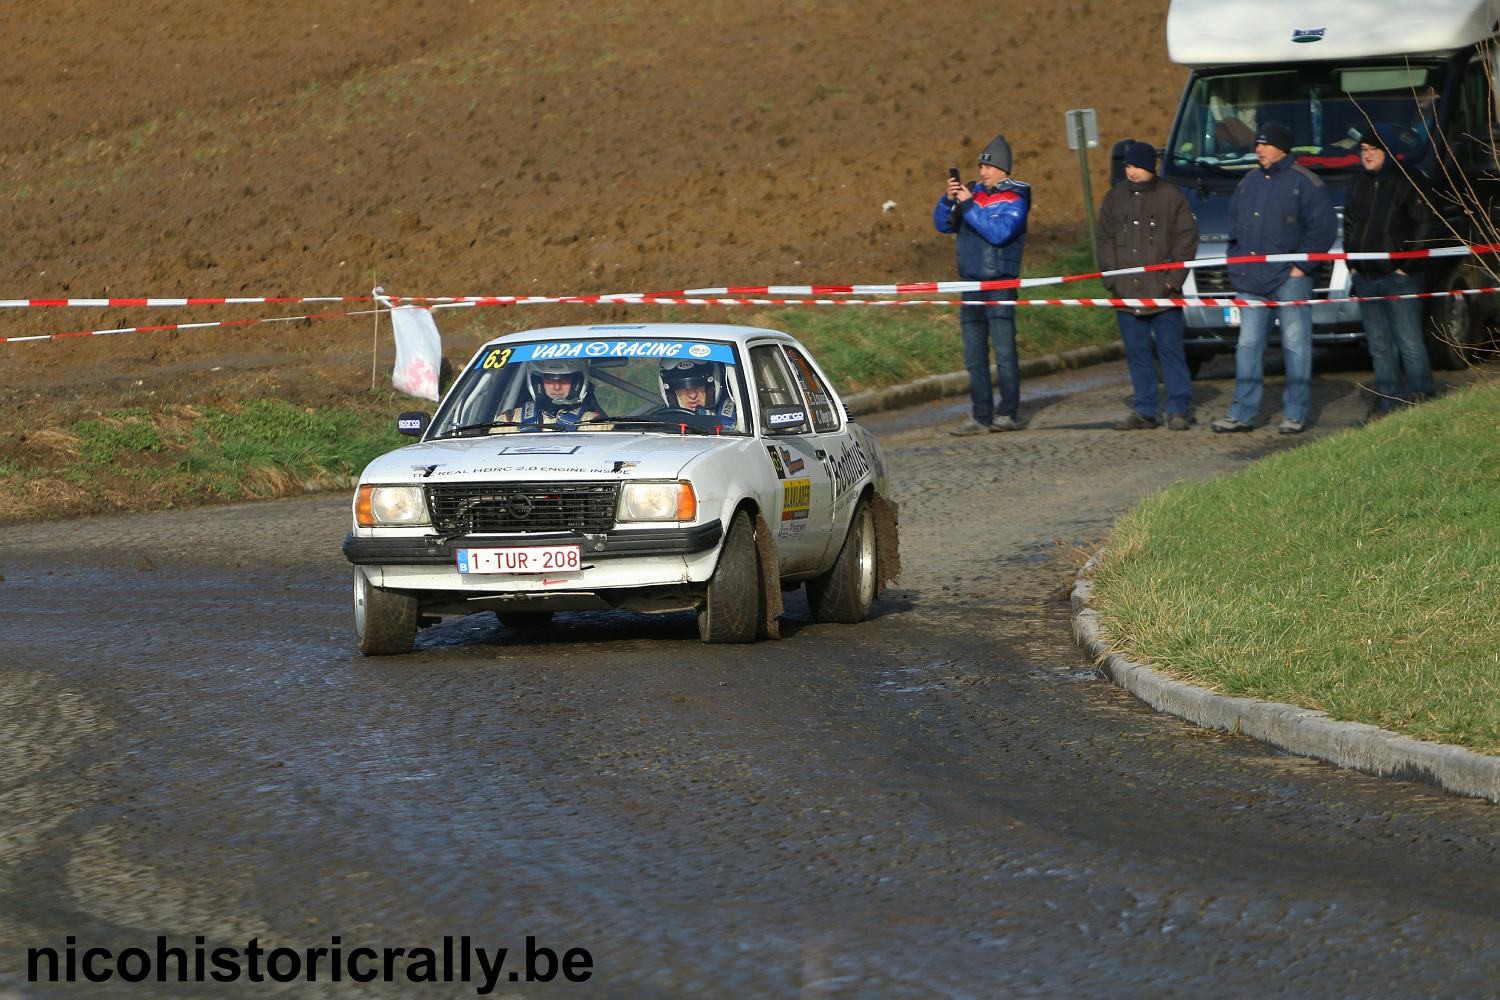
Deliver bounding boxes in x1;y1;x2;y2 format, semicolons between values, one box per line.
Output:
988;415;1020;433
1210;415;1254;433
1167;413;1191;431
1112;412;1159;430
1278;417;1306;435
949;416;990;436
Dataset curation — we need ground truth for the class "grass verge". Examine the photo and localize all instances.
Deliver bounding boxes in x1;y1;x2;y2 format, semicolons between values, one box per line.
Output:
1085;380;1500;754
0;401;404;523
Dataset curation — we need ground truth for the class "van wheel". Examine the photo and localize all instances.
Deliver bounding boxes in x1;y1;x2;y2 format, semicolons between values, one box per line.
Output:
354;568;417;655
698;510;761;643
806;500;877;624
1424;269;1489;369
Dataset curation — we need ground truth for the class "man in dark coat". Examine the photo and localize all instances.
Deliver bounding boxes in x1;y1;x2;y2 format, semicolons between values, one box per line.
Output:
1097;141;1200;430
1343;126;1439;417
1211;122;1337;435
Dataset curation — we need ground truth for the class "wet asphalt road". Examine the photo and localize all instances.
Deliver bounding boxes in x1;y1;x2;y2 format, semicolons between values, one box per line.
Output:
2;358;1498;998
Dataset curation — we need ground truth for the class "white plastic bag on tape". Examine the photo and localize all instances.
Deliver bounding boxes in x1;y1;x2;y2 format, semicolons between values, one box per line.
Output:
389;305;442;401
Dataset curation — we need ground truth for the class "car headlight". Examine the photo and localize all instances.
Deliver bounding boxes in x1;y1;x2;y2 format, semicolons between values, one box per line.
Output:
617;480;697;522
356;484;431;526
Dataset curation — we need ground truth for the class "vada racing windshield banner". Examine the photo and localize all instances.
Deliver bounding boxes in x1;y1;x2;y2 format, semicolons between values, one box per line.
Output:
478;340;737;369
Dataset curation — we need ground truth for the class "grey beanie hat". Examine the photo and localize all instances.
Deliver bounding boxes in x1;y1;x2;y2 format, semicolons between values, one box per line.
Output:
977;133;1012;173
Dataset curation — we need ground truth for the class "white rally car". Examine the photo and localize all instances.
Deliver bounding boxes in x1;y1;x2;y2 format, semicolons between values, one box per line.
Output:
342;322;900;654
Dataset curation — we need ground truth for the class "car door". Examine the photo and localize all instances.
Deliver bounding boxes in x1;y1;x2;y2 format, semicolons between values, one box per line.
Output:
748;342;835;573
777;343;865;569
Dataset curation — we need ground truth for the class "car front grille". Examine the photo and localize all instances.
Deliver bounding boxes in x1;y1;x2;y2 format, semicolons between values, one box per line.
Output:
1192;261;1335;296
426;481;619;535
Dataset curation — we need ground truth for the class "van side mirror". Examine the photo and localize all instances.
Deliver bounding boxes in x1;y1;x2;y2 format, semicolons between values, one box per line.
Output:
397;411;429;437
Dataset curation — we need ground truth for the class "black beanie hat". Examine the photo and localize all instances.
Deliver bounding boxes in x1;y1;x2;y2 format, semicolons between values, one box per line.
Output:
977;134;1012;173
1255;122;1294;153
1358;126;1388;151
1123;140;1157;173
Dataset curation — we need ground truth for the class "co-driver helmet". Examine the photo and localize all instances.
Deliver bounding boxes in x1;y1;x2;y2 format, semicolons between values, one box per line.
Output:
528;358;591;411
658;358;723;409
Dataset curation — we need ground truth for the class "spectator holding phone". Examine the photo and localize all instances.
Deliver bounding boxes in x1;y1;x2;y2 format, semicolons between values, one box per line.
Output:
934;133;1032;435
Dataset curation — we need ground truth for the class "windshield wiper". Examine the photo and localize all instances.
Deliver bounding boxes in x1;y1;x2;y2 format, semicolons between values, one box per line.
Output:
599;417;721;435
434;420;526;438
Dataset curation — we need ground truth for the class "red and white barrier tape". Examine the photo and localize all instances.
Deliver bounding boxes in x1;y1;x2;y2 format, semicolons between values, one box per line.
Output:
5;244;1500;345
4;245;1498;312
7;287;1497;346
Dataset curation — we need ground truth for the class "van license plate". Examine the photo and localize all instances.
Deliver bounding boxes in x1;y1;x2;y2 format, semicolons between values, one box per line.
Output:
1223;306;1241;326
457;545;582;574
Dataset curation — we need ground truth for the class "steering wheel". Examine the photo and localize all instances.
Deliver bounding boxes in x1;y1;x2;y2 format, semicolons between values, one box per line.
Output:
645;406;723;431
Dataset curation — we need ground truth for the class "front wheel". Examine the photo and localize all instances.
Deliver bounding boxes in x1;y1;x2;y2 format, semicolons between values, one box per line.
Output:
806;501;877;624
354;568;418;655
698;510;761;643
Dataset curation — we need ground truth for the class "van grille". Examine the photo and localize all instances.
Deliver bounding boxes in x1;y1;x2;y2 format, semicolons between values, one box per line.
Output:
426;481;619;535
1192;262;1335;296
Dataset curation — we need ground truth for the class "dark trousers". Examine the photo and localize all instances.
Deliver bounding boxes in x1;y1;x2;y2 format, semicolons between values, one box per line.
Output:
960;288;1020;423
1116;309;1192;417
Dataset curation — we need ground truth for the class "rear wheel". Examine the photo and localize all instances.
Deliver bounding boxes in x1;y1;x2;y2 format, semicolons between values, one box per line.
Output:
1424;268;1491;370
354;568;418;655
698;510;761;643
806;500;877;624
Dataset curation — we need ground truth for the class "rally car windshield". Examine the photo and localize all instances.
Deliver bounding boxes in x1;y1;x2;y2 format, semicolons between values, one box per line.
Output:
429;338;752;437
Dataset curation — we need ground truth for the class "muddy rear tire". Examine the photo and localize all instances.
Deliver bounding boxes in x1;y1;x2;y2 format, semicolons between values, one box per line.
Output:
806;500;877;624
697;510;761;643
354;568;418;655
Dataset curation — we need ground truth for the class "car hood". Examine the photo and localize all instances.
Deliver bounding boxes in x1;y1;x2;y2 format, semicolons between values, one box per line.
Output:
360;432;739;483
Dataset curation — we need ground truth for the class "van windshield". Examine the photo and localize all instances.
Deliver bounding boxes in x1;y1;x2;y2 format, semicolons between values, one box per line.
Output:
1166;63;1443;178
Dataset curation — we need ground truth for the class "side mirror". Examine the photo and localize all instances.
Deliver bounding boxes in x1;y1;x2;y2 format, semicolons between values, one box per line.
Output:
763;404;810;435
397;411;429;437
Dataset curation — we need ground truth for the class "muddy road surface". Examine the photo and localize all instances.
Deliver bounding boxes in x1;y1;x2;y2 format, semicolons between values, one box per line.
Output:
3;359;1498;997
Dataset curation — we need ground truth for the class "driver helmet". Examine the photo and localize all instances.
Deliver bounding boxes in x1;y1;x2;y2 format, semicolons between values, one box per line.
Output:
658;358;724;410
528;358;591;411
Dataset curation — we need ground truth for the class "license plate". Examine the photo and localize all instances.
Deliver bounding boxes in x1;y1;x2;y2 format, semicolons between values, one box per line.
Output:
1223;306;1241;326
456;545;581;574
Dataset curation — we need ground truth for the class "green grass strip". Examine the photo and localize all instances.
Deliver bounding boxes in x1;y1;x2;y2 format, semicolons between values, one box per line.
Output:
1088;380;1500;753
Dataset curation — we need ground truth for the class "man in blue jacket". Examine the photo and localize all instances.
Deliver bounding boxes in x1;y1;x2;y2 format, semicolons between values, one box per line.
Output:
1211;122;1337;435
935;133;1031;435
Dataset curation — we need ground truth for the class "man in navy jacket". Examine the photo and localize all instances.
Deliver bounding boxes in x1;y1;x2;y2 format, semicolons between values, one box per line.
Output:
1211;122;1337;435
935;133;1031;435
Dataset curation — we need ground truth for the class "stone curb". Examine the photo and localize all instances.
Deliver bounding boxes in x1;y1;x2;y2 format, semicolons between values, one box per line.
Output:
1070;563;1500;804
843;341;1126;417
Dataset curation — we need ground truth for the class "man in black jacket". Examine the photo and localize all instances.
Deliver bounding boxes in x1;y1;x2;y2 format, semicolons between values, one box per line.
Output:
1344;126;1439;417
1097;141;1199;430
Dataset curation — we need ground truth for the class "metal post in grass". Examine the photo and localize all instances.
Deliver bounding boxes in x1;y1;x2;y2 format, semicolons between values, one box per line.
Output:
1066;108;1100;268
371;279;380;392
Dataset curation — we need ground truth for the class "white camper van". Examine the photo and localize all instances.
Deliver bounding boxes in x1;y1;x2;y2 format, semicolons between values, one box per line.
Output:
1135;0;1500;372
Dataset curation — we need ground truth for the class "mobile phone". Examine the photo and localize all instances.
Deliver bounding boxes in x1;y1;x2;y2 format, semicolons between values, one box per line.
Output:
948;167;961;183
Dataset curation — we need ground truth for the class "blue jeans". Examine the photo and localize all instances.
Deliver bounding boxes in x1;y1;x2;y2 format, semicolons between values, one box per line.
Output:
960;288;1020;423
1353;270;1435;411
1116;309;1192;418
1227;273;1313;424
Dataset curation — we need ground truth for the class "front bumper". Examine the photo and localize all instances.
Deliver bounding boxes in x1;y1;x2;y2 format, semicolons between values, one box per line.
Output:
343;520;723;566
